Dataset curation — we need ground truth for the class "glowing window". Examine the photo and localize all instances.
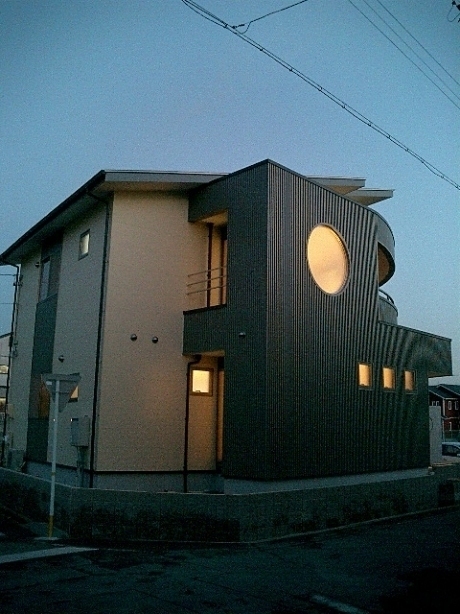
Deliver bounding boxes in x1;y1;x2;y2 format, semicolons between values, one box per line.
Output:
79;230;90;259
358;363;372;388
190;369;213;396
0;365;8;374
404;370;415;392
307;225;349;294
382;367;395;390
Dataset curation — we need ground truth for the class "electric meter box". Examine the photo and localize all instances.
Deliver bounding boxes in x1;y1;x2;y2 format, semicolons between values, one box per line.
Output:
70;415;90;447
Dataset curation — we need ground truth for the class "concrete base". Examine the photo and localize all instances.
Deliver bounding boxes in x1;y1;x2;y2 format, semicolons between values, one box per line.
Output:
1;463;459;543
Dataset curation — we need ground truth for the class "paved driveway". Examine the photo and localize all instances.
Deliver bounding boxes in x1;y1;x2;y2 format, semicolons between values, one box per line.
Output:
0;506;459;613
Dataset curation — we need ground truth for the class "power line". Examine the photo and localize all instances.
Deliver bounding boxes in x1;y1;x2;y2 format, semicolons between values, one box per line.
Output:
181;0;460;191
233;0;309;33
347;0;460;110
448;2;460;23
374;0;460;89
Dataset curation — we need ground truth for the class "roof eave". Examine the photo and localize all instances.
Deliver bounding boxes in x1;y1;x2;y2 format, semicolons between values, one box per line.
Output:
0;170;225;265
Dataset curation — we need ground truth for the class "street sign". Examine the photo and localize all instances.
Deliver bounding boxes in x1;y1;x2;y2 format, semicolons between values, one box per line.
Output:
42;373;80;412
41;373;81;538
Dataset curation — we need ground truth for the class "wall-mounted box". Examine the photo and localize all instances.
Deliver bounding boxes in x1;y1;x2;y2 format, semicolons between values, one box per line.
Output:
70;416;90;447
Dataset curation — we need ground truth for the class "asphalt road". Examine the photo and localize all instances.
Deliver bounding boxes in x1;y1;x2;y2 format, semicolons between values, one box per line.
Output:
0;506;459;613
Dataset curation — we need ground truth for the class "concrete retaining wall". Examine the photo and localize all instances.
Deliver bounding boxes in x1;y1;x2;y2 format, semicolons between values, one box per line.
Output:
1;465;459;542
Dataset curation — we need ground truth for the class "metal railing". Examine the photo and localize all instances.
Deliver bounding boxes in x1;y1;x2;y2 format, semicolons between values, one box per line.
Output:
186;266;227;308
378;289;395;305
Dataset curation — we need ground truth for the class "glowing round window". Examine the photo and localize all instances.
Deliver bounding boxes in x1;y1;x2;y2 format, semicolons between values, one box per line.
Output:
307;225;349;294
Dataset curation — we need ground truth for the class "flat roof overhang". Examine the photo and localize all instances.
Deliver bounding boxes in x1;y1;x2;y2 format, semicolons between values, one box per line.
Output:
0;170;225;265
346;189;394;206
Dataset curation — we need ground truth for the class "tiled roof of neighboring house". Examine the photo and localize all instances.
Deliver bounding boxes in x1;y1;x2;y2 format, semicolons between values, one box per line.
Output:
439;384;460;397
429;386;458;400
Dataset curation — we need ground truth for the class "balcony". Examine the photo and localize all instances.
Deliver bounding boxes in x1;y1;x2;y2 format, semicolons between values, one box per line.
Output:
186;265;227;311
378;289;398;324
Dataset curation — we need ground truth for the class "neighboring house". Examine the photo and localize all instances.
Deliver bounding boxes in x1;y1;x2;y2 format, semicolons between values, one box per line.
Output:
0;333;10;412
0;160;452;492
429;384;460;440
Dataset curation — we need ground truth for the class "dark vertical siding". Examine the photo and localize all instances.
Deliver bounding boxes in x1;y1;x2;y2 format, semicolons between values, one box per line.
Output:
188;163;271;478
185;160;451;481
27;240;62;462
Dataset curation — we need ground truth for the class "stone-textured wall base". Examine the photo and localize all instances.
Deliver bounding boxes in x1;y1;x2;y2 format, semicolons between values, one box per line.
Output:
1;465;459;542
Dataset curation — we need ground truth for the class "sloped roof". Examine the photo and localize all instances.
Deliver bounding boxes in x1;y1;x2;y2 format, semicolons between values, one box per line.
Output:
429;385;460;400
0;169;224;265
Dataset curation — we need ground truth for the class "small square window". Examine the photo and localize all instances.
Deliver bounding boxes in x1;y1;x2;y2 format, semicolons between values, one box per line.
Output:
79;230;90;259
190;369;213;396
404;370;415;392
382;367;395;390
358;363;372;388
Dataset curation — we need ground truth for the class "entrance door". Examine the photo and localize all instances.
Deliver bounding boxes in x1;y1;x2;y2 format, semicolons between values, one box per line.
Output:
187;356;224;471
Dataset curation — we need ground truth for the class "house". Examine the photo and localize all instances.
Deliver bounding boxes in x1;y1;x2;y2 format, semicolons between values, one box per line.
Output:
0;333;10;411
0;160;452;492
429;384;460;440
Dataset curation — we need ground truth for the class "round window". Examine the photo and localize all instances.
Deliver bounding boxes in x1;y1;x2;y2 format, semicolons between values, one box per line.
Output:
307;225;349;294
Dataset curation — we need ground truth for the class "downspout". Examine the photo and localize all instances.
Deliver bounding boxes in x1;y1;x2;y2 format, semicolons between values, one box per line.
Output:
206;223;213;308
88;192;111;488
0;265;20;467
183;354;201;493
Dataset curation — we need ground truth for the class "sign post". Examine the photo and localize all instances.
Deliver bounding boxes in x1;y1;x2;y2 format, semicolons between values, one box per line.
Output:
43;373;81;538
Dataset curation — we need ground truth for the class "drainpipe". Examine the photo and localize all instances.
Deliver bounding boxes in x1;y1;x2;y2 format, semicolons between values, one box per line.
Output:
0;264;20;467
206;223;213;308
87;192;111;488
183;355;201;493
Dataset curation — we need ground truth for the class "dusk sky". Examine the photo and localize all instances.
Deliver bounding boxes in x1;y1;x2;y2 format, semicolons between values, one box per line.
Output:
1;0;459;380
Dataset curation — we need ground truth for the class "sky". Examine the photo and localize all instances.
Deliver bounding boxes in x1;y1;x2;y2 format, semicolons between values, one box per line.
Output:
0;0;459;381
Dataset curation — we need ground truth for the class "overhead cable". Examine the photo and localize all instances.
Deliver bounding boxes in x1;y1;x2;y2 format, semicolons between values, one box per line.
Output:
232;0;309;33
181;0;460;191
374;0;460;89
347;0;460;110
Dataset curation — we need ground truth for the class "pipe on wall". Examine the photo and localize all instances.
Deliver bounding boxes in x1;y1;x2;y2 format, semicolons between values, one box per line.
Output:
183;354;201;493
87;192;111;488
0;264;20;467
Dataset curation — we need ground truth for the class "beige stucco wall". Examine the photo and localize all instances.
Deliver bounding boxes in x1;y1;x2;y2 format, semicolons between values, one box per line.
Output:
47;206;109;468
95;191;208;472
8;254;41;451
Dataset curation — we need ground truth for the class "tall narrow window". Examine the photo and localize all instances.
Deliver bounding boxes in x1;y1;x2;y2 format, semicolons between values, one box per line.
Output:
382;367;396;390
404;370;415;392
38;257;51;301
358;363;372;388
79;230;90;259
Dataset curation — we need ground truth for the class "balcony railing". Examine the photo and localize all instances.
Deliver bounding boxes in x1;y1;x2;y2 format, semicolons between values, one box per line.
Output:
378;289;398;324
186;266;227;309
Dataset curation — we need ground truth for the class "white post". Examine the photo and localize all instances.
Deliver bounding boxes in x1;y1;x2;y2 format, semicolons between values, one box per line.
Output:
48;378;60;538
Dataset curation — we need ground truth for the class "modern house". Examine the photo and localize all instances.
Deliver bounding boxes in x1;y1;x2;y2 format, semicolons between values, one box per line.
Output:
0;160;452;492
429;384;460;440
